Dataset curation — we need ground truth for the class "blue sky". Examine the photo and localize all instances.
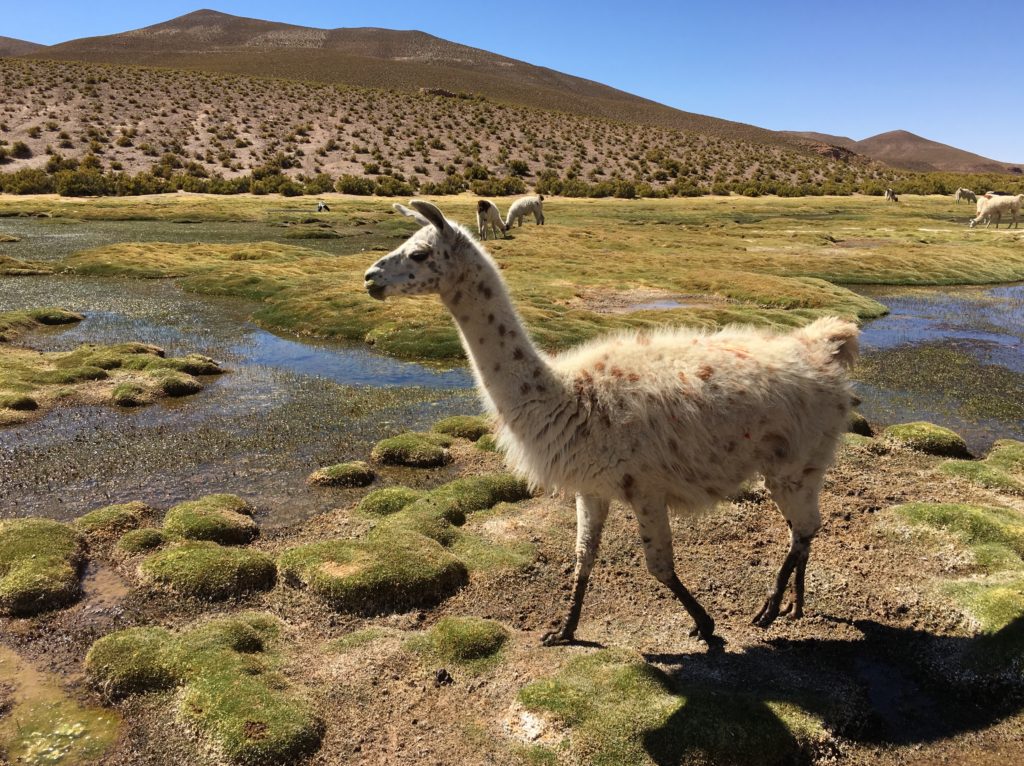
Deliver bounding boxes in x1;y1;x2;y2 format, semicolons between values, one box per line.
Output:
6;1;1022;162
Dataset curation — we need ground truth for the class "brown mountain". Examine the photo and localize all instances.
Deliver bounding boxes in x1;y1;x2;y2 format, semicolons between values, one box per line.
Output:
26;9;793;147
0;36;44;57
787;129;1021;174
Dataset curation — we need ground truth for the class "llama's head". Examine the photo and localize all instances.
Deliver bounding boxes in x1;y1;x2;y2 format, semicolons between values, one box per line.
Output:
364;200;465;300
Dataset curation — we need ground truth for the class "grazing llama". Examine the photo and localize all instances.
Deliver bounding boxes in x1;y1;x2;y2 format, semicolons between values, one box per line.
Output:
506;194;545;227
884;188;899;203
364;201;859;645
954;187;977;204
476;199;507;240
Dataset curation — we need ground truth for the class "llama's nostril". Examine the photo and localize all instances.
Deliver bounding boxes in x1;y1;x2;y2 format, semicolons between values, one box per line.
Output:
364;267;382;282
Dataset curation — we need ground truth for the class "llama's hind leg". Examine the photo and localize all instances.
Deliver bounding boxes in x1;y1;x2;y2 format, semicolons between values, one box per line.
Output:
753;470;823;628
542;493;610;646
634;499;717;643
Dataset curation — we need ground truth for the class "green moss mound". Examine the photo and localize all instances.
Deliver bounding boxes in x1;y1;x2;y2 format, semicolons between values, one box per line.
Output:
847;411;872;436
162;494;258;545
372;473;530;546
356;486;424;516
307;460;375;488
893;502;1024;563
75;501;152;537
154;370;204;397
371;431;453;467
280;472;531;612
86;613;324;765
116;527;167;555
841;433;889;454
0;518;85;615
0;307;82;341
412;616;509;671
475;433;499;452
892;501;1024;671
883;421;971;457
432;415;491;441
278;534;468;613
139;542;276;600
121;352;223;376
519;649;829;766
111;382;149;407
0;392;38;410
940;439;1024;494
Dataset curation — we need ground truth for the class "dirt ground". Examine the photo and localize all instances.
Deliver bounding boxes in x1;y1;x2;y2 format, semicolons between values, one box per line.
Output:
2;434;1023;766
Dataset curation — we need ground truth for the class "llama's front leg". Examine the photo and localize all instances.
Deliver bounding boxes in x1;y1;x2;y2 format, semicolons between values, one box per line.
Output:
634;500;717;643
542;494;610;646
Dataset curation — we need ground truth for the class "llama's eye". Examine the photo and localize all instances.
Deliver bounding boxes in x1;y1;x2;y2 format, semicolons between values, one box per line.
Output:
409;250;430;262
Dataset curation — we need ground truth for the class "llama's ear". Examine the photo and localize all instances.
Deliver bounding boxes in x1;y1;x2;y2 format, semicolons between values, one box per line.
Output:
409;199;449;233
393;202;431;228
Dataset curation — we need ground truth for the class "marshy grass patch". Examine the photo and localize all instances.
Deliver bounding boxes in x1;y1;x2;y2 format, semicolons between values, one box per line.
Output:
138;541;276;600
841;432;889;454
0;254;52;275
85;613;324;765
432;414;491;441
0;306;82;342
408;616;510;672
371;431;454;467
0;519;85;616
940;439;1024;494
475;433;499;452
110;381;149;407
883;421;972;458
162;493;258;545
517;649;830;766
306;460;375;488
153;369;204;397
356;486;424;516
74;501;153;538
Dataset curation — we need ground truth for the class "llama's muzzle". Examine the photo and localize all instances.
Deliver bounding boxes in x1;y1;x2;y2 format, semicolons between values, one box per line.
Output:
364;267;386;300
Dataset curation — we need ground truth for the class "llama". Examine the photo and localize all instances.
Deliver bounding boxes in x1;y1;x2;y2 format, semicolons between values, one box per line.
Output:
506;194;545;227
970;193;1022;228
884;188;899;203
363;200;859;645
476;199;507;240
955;187;977;204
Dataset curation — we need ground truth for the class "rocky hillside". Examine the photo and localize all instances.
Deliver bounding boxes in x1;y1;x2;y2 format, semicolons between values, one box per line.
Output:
0;57;888;195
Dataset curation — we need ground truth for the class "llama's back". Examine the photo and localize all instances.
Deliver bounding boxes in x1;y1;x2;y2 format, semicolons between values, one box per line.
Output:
505;318;858;505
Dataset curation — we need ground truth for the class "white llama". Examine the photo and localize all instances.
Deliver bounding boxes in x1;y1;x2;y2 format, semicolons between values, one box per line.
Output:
506;194;545;227
477;199;507;240
364;201;859;645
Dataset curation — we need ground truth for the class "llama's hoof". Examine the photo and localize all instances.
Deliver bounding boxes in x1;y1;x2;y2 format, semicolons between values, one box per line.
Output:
752;598;780;628
779;600;804;619
541;629;574;646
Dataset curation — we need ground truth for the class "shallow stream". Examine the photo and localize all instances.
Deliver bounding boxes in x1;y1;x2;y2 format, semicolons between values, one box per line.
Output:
1;217;1022;524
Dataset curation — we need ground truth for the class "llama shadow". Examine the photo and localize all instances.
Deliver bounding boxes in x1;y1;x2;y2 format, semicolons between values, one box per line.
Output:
640;616;1024;765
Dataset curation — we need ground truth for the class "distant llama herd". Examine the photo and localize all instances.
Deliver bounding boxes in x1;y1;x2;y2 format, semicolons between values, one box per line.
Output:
886;186;1020;228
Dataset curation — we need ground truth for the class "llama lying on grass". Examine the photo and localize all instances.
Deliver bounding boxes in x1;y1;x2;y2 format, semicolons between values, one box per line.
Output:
971;193;1022;228
506;194;545;227
884;188;899;203
364;200;859;646
476;199;507;240
955;187;977;204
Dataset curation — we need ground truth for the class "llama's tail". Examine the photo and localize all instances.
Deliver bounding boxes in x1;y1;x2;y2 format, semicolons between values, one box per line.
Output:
795;317;859;369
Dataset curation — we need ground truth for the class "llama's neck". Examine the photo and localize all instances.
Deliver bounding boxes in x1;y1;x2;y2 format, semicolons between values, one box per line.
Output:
441;244;566;424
